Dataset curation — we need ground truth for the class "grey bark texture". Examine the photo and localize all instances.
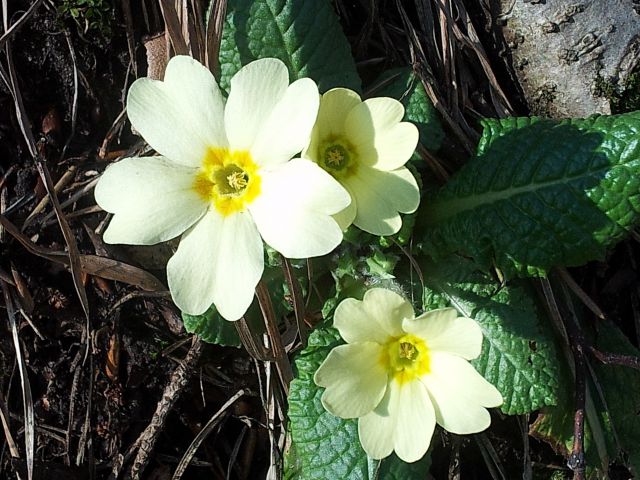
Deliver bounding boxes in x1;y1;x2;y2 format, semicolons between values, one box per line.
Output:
495;0;640;117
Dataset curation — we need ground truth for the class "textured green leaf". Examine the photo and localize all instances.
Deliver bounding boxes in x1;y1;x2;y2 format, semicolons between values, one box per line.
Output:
420;255;561;414
219;0;360;93
182;307;241;347
286;326;370;479
419;113;640;277
376;68;444;152
286;326;430;479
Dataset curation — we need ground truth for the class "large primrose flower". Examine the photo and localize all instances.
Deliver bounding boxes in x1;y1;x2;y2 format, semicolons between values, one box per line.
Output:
95;56;350;320
303;88;420;236
314;288;503;463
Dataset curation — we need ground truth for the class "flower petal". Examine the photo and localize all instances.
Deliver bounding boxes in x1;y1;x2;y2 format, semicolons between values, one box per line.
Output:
345;97;404;150
370;121;419;171
95;156;206;245
421;352;503;435
345;165;420;236
332;184;357;231
359;379;435;462
403;309;483;360
166;211;264;319
303;88;361;161
334;288;412;344
251;78;319;167
225;58;289;151
315;342;388;418
249;159;349;258
127;56;227;167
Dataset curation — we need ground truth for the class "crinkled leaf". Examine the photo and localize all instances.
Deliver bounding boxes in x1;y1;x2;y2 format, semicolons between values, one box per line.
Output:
286;326;430;479
286;326;368;479
419;113;640;277
219;0;360;92
376;68;444;152
420;255;561;414
182;307;241;347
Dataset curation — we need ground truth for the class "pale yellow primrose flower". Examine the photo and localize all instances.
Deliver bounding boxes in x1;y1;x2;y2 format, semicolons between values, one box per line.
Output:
303;88;420;236
94;56;350;320
314;288;503;463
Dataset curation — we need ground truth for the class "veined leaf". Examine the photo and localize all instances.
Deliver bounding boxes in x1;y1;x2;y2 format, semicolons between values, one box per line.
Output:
420;255;561;414
182;306;241;347
419;113;640;277
219;0;360;92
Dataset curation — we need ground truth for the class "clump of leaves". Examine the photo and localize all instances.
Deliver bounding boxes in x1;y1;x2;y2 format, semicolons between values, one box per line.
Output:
57;0;113;35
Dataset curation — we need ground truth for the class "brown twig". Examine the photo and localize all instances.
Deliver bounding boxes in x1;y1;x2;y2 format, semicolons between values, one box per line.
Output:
129;336;203;479
1;281;35;480
588;347;640;371
557;282;586;480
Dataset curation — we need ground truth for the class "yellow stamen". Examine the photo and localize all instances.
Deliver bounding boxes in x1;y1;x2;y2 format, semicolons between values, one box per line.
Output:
380;334;430;384
193;148;261;216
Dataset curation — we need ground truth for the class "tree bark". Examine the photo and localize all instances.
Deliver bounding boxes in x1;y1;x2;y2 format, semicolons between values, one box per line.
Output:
495;0;640;117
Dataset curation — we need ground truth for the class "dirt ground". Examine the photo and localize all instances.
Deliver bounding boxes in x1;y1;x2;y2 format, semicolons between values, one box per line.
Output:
1;1;639;479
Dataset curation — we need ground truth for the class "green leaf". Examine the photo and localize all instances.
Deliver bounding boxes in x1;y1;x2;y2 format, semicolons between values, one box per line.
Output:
418;113;640;277
286;326;430;479
377;453;431;479
286;326;369;479
219;0;360;93
376;68;444;152
182;306;241;347
419;254;561;414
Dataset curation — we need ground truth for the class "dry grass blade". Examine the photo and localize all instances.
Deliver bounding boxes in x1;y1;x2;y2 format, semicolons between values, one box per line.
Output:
120;0;138;77
557;268;606;320
0;214;166;291
60;30;79;161
22;165;77;229
205;0;227;77
281;256;307;344
80;255;166;291
474;433;508;480
235;317;273;361
171;389;245;480
255;281;294;393
0;0;44;49
4;23;90;323
33;158;91;322
0;391;20;459
450;0;513;116
1;281;35;480
158;0;189;55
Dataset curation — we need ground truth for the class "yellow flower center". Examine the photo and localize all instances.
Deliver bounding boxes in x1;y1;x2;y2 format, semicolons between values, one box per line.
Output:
381;334;430;385
193;148;261;216
318;137;358;178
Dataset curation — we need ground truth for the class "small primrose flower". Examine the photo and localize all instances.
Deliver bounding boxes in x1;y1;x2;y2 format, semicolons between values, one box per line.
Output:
303;88;420;236
314;288;503;463
95;56;350;320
